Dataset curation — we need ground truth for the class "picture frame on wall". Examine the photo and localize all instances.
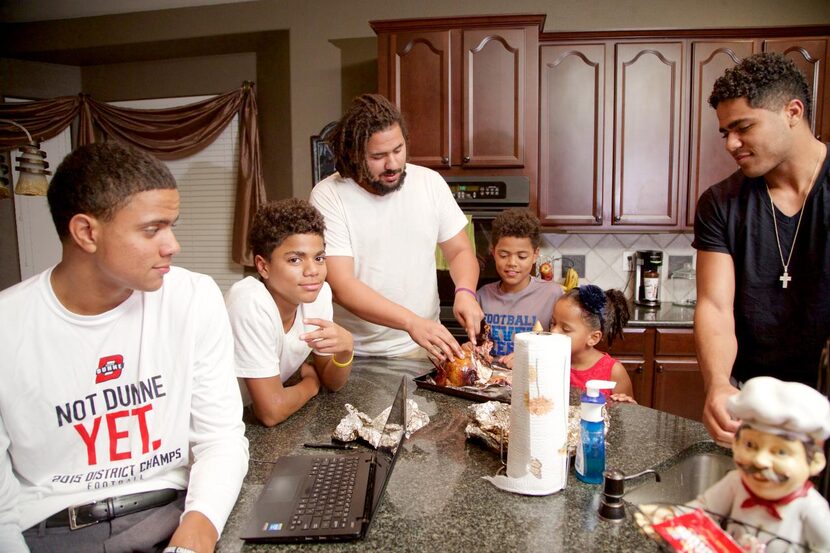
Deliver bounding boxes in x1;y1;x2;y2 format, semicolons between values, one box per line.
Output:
310;121;338;187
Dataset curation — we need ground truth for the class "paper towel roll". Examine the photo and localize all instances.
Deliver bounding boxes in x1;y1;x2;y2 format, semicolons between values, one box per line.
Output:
484;331;571;495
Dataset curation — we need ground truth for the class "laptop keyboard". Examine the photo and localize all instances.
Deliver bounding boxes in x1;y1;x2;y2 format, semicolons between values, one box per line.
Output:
290;456;359;531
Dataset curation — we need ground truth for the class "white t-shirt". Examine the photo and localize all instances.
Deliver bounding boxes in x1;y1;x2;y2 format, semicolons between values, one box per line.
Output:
310;163;468;356
225;276;333;402
0;266;249;548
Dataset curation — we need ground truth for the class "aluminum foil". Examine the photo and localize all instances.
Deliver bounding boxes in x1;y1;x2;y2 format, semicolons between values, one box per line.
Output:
332;398;429;449
465;401;609;454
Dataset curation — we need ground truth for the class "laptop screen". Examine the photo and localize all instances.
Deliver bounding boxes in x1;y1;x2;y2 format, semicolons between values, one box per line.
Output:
369;376;407;518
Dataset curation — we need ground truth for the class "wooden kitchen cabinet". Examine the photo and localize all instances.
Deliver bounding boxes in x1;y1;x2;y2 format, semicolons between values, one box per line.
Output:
538;43;608;226
539;27;829;231
598;326;704;422
539;41;686;229
372;15;543;176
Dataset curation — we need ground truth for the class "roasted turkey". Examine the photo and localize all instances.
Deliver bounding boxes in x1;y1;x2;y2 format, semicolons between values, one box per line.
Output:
433;323;498;387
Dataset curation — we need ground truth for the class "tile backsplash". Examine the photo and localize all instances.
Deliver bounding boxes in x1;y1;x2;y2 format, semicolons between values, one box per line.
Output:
539;233;696;304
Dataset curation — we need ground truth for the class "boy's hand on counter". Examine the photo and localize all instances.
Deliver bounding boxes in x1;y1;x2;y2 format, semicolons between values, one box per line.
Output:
702;382;740;445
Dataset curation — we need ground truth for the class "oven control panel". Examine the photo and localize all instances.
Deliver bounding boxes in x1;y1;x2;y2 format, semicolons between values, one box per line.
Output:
449;182;507;201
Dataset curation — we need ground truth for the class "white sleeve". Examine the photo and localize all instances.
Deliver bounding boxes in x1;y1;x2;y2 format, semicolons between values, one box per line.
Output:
183;278;249;536
431;171;468;243
0;415;28;553
310;180;353;257
226;284;281;378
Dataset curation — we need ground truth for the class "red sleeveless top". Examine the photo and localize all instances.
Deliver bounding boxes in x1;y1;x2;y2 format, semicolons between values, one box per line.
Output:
570;352;616;396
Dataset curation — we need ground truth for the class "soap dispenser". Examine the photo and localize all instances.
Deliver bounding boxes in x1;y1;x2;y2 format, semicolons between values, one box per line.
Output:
575;379;615;484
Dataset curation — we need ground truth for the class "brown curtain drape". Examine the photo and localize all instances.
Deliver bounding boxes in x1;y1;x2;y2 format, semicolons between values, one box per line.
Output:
0;84;264;266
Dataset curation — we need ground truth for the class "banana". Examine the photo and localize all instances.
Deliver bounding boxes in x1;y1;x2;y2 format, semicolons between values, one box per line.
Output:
564;267;579;291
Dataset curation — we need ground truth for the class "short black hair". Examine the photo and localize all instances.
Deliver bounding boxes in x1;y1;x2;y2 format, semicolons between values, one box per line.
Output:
48;141;176;240
329;93;409;184
490;208;542;249
709;52;812;121
249;198;326;259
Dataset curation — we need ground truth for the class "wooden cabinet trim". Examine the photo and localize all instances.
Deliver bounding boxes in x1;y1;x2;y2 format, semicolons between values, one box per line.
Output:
540;25;830;43
372;14;546;34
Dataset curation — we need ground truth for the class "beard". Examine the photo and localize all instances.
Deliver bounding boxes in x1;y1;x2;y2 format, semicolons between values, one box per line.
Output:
366;169;406;196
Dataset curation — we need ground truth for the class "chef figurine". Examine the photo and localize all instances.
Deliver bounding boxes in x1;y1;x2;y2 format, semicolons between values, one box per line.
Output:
689;376;830;552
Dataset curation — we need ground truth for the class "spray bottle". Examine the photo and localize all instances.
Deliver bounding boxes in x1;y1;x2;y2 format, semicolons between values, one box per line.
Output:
575;379;615;484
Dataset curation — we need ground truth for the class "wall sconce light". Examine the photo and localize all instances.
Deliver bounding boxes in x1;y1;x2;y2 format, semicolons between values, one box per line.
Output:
0;119;50;196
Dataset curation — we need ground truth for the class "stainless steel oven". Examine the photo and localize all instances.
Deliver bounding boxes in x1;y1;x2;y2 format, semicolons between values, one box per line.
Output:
437;175;531;341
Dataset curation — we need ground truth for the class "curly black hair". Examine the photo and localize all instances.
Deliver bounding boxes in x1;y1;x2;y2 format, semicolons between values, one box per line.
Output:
563;286;629;347
709;52;811;121
329;93;409;185
249;198;326;259
48;141;176;240
490;208;542;249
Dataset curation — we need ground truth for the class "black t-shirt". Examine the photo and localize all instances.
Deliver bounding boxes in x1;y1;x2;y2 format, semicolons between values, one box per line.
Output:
693;144;830;386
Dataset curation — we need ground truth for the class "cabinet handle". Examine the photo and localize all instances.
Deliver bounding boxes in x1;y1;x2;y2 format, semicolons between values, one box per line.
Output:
463;155;470;163
441;156;449;165
613;215;621;223
595;214;602;223
656;364;664;373
636;364;644;374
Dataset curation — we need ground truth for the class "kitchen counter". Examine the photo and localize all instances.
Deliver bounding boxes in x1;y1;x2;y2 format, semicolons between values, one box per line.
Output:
217;357;715;552
627;301;695;328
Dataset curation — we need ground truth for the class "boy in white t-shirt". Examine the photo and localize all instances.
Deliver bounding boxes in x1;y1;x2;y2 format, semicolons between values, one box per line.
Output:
225;198;354;426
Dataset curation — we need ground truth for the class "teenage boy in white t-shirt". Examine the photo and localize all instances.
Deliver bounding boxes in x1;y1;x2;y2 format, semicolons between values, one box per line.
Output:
225;198;354;427
0;141;248;553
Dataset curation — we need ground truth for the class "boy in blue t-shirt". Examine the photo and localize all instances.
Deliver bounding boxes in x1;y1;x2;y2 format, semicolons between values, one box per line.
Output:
476;209;563;362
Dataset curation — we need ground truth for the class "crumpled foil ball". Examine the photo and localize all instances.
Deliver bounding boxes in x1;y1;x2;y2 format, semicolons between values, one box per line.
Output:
332;398;430;449
465;401;608;454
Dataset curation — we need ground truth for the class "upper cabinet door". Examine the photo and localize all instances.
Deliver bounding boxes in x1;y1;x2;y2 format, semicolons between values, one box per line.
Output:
687;40;757;227
462;28;526;167
539;43;607;226
613;42;685;227
763;38;828;140
388;31;452;168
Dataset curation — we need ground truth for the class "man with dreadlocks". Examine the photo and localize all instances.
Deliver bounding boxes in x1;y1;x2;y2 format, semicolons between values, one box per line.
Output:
310;93;482;360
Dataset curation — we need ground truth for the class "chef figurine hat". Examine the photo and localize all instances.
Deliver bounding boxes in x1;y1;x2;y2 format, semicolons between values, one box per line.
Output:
728;376;830;443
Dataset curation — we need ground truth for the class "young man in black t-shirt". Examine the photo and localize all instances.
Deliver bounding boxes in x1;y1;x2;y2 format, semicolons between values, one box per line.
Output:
693;53;830;445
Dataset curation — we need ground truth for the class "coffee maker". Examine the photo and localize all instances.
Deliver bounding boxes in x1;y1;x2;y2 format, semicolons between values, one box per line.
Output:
634;250;663;307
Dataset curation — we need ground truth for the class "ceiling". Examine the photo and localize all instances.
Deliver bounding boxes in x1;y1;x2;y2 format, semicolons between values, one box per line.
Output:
0;0;260;23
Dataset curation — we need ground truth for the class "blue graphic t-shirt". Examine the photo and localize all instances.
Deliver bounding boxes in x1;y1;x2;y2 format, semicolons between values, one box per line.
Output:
476;277;563;356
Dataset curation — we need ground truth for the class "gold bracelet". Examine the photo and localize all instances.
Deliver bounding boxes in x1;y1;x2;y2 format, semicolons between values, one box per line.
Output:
331;350;354;367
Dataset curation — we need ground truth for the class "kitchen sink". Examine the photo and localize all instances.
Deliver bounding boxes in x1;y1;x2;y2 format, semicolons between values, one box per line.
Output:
624;443;734;506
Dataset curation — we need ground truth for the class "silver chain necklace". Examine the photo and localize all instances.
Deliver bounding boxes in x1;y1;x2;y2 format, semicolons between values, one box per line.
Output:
765;155;822;289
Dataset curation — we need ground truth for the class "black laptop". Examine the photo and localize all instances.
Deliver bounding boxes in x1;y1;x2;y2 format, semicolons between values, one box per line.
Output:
241;377;408;542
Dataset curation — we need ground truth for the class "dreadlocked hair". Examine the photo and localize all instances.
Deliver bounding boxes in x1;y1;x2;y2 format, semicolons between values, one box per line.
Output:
709;52;812;122
564;286;630;347
329;93;409;185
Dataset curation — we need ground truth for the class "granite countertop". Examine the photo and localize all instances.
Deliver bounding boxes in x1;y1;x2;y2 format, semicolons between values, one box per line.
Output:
627;301;696;328
217;357;714;552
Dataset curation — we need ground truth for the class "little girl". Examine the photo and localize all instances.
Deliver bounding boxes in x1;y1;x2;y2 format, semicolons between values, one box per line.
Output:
551;285;636;403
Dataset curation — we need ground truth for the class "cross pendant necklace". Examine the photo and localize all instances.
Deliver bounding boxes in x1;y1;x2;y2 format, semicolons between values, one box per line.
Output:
766;154;823;290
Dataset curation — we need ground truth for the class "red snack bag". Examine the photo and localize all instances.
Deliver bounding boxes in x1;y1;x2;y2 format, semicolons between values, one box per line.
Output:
653;509;742;553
